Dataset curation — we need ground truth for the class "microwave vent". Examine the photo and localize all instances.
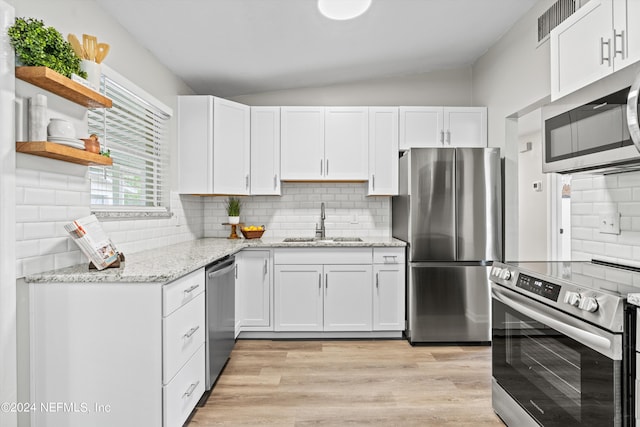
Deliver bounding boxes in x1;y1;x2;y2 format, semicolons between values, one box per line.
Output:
537;0;578;42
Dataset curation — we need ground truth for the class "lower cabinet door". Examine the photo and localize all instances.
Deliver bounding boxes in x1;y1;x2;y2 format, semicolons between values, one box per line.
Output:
237;250;271;329
163;345;205;427
274;265;323;331
373;265;405;330
323;265;373;331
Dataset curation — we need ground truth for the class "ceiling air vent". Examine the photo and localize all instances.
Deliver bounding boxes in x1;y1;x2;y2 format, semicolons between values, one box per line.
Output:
537;0;577;42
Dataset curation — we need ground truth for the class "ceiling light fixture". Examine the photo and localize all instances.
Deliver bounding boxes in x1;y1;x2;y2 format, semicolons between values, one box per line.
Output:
317;0;372;21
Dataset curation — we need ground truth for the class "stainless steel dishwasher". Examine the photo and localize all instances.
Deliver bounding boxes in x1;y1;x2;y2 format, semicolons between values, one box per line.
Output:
205;255;236;390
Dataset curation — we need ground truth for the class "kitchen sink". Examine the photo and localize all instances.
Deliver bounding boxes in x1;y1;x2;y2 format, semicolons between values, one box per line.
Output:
282;237;363;243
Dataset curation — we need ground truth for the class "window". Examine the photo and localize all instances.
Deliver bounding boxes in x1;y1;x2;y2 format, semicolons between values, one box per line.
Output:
88;65;171;213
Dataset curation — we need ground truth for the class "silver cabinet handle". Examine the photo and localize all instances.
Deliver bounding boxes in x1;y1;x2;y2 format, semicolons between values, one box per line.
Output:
601;37;611;65
184;325;200;338
326;159;329;176
325;273;328;294
235;264;238;279
446;130;451;144
627;71;640;152
372;175;375;191
273;174;277;190
245;174;249;189
320;159;323;175
383;255;398;263
376;272;379;289
614;29;625;58
183;381;200;398
440;130;444;144
183;284;199;294
263;259;268;276
318;273;321;290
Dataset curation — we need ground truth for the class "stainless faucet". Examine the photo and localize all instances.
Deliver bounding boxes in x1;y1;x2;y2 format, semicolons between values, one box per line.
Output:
315;202;326;239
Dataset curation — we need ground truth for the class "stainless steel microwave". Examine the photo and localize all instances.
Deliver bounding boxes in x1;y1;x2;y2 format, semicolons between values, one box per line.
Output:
543;71;640;174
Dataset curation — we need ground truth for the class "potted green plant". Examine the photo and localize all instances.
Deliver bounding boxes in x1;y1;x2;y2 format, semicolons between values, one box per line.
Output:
8;17;86;79
226;197;241;224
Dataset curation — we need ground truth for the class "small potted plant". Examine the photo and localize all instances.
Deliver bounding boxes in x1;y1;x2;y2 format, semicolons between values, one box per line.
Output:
8;17;85;79
226;197;241;224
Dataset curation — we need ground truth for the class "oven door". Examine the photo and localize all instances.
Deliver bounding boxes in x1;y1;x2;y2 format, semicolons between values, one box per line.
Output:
492;284;622;426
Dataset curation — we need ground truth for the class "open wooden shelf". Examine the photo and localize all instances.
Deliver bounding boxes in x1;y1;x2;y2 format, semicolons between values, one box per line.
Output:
15;66;112;109
16;141;113;166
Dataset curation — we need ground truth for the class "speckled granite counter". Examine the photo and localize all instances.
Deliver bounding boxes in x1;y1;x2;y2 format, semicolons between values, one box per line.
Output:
24;237;406;284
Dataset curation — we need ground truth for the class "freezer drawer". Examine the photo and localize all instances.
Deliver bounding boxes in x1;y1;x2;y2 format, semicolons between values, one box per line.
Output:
407;263;490;343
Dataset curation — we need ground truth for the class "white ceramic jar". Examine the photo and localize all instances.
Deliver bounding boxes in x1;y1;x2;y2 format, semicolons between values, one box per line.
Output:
47;118;75;138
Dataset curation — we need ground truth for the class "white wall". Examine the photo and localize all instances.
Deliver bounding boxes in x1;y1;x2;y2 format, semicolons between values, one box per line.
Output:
0;2;17;425
517;109;551;260
204;183;391;239
232;67;473;106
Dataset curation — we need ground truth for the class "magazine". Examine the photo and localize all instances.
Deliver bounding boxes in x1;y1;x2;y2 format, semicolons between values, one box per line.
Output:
64;215;120;270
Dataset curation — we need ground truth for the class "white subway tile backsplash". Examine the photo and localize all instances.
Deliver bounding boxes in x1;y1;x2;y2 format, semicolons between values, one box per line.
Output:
571;170;640;267
23;188;56;205
39;206;71;221
39;171;68;189
23;222;57;240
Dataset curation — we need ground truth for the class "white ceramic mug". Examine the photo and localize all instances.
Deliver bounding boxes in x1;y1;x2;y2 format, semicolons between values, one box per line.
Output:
47;118;75;138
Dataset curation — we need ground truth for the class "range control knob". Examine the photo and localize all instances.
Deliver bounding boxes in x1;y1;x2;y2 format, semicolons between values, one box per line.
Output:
578;296;599;313
500;269;512;280
564;291;581;307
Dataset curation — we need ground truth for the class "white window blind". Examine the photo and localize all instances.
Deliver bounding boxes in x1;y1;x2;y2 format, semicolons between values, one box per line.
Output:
88;70;170;211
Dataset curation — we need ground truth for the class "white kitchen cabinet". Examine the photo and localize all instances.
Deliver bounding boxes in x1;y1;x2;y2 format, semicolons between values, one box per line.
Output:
323;264;372;331
27;268;206;427
236;249;272;330
280;107;325;180
274;264;324;331
324;107;369;180
178;96;250;194
399;106;486;150
367;107;399;196
372;248;406;331
280;107;368;181
551;0;640;100
250;107;281;195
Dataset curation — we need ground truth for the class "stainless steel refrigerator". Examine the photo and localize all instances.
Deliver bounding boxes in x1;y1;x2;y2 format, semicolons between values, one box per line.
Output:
392;147;502;344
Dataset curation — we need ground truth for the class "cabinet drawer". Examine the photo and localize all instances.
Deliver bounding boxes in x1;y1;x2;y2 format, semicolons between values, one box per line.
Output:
163;292;205;384
164;268;205;316
373;247;405;264
274;248;372;265
163;344;205;427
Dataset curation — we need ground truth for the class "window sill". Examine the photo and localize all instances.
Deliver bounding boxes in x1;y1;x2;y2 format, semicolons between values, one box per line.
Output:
92;208;173;220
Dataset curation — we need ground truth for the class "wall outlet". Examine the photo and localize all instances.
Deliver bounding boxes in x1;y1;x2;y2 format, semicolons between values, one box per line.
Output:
532;181;542;192
350;214;358;224
599;212;621;235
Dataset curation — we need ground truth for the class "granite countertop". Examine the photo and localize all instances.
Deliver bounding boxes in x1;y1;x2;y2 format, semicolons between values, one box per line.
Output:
24;237;406;284
628;294;640;307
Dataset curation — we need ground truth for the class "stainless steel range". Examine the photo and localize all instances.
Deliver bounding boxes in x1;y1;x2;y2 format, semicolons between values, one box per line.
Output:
490;261;638;427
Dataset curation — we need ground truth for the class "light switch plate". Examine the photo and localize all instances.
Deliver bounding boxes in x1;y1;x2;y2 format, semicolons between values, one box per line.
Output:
599;212;621;235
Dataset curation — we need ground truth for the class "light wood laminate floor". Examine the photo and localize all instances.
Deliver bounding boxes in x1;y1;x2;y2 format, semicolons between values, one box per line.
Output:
188;340;504;426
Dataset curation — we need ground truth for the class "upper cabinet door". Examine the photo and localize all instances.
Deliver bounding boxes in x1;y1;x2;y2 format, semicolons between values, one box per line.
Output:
368;107;398;196
324;107;369;180
444;107;487;148
550;0;614;100
399;107;443;150
250;107;281;195
280;107;325;180
213;97;251;195
613;0;640;70
178;96;213;194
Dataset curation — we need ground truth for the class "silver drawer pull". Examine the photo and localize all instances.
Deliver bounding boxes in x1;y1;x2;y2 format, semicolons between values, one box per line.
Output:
184;325;200;338
183;381;200;398
383;255;397;262
183;284;199;294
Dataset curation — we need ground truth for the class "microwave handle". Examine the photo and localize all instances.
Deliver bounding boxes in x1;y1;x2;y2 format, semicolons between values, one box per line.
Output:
627;71;640;152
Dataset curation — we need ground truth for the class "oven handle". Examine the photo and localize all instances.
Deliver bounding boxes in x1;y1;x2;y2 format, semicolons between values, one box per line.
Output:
492;286;618;358
627;70;640;152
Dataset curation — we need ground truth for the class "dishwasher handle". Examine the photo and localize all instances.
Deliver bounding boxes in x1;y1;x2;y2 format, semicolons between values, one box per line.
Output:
207;256;236;280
